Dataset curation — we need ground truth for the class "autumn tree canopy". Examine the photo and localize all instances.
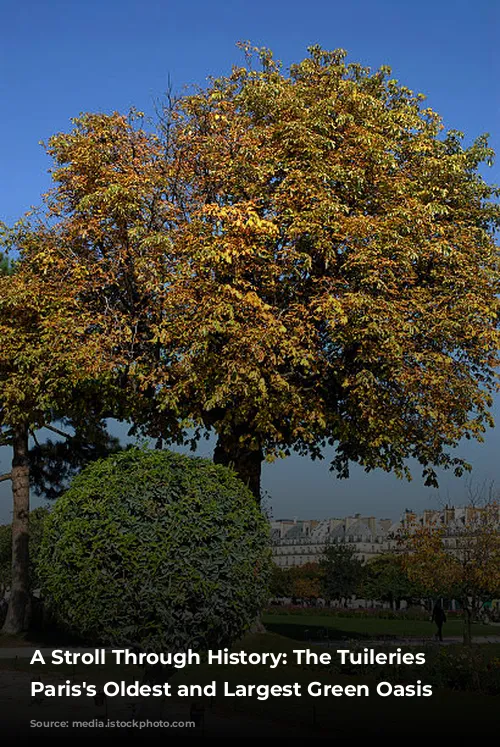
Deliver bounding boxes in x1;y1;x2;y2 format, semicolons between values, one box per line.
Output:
18;45;500;498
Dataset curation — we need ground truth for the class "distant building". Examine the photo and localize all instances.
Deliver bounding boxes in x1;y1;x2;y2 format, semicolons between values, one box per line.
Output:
271;514;396;567
271;505;499;568
401;504;499;530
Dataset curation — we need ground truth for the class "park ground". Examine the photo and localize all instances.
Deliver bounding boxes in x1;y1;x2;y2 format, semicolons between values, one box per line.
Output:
262;612;500;642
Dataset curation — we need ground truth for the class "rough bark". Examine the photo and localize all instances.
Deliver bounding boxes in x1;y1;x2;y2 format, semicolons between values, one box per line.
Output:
213;429;266;634
2;424;30;635
213;431;263;502
249;618;267;634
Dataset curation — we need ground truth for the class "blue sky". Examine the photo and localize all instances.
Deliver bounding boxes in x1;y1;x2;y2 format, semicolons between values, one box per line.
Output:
1;0;499;521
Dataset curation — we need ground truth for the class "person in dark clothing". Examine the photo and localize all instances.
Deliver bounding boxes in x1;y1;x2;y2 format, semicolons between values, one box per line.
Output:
432;601;447;641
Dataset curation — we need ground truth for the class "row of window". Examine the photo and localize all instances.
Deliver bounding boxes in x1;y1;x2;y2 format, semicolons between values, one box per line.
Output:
274;544;385;554
274;536;384;545
276;554;368;566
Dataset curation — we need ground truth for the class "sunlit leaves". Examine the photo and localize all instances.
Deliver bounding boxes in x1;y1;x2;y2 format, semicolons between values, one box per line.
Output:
14;45;500;486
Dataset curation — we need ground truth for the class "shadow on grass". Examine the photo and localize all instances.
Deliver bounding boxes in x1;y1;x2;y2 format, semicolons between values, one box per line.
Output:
0;623;91;649
264;622;371;642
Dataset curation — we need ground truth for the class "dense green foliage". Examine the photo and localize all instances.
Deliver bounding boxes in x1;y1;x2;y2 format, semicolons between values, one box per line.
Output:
270;562;323;600
270;552;417;605
0;506;49;595
0;252;9;276
361;553;421;607
38;448;271;650
29;419;124;500
320;544;364;603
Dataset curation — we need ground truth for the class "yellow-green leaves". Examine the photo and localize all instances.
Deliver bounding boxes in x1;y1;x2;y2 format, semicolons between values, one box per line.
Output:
12;45;500;487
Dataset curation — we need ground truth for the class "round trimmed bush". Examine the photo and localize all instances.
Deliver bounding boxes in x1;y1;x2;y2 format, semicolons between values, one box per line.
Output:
38;448;271;650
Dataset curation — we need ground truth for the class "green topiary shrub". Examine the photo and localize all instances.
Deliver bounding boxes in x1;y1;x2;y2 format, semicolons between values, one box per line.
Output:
38;447;271;651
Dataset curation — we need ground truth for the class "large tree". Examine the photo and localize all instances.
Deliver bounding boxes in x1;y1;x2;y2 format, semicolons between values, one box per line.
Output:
22;45;500;499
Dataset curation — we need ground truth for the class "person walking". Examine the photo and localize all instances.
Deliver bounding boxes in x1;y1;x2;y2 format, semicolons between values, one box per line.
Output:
432;601;447;641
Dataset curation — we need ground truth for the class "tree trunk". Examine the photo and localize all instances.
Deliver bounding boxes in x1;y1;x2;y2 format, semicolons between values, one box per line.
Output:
213;431;263;502
249;618;266;634
213;429;266;633
2;424;30;635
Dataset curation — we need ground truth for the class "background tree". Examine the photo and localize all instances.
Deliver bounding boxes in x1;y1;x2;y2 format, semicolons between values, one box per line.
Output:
270;562;323;602
19;45;500;501
362;553;419;609
0;224;13;276
0;506;49;600
290;562;323;603
270;564;293;598
401;503;500;643
320;544;364;605
28;418;123;500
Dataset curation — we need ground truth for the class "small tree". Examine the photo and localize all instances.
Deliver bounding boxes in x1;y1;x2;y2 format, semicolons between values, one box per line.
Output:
270;564;293;598
38;448;271;650
362;553;418;609
320;544;364;606
401;503;500;644
290;562;323;603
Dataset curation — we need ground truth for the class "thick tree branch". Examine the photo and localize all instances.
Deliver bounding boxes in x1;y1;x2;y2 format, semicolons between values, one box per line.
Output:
30;429;41;448
43;424;72;440
0;473;12;483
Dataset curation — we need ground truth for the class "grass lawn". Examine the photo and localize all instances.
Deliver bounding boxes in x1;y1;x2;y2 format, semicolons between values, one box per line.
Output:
262;613;500;640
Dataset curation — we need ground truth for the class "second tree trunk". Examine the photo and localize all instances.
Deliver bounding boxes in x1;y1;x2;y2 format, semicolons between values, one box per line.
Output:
213;431;263;502
2;424;30;635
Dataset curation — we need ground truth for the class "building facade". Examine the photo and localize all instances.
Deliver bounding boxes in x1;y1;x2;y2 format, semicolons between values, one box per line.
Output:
271;514;396;567
271;505;499;568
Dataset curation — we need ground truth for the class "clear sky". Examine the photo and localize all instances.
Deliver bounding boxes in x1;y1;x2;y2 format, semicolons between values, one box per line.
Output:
1;0;499;522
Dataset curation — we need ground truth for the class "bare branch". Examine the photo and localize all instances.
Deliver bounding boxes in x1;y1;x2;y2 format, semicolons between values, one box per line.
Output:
0;473;12;483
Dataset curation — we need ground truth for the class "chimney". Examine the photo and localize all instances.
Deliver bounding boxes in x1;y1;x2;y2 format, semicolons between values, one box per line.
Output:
404;510;416;526
465;506;475;524
444;507;455;525
423;510;435;526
